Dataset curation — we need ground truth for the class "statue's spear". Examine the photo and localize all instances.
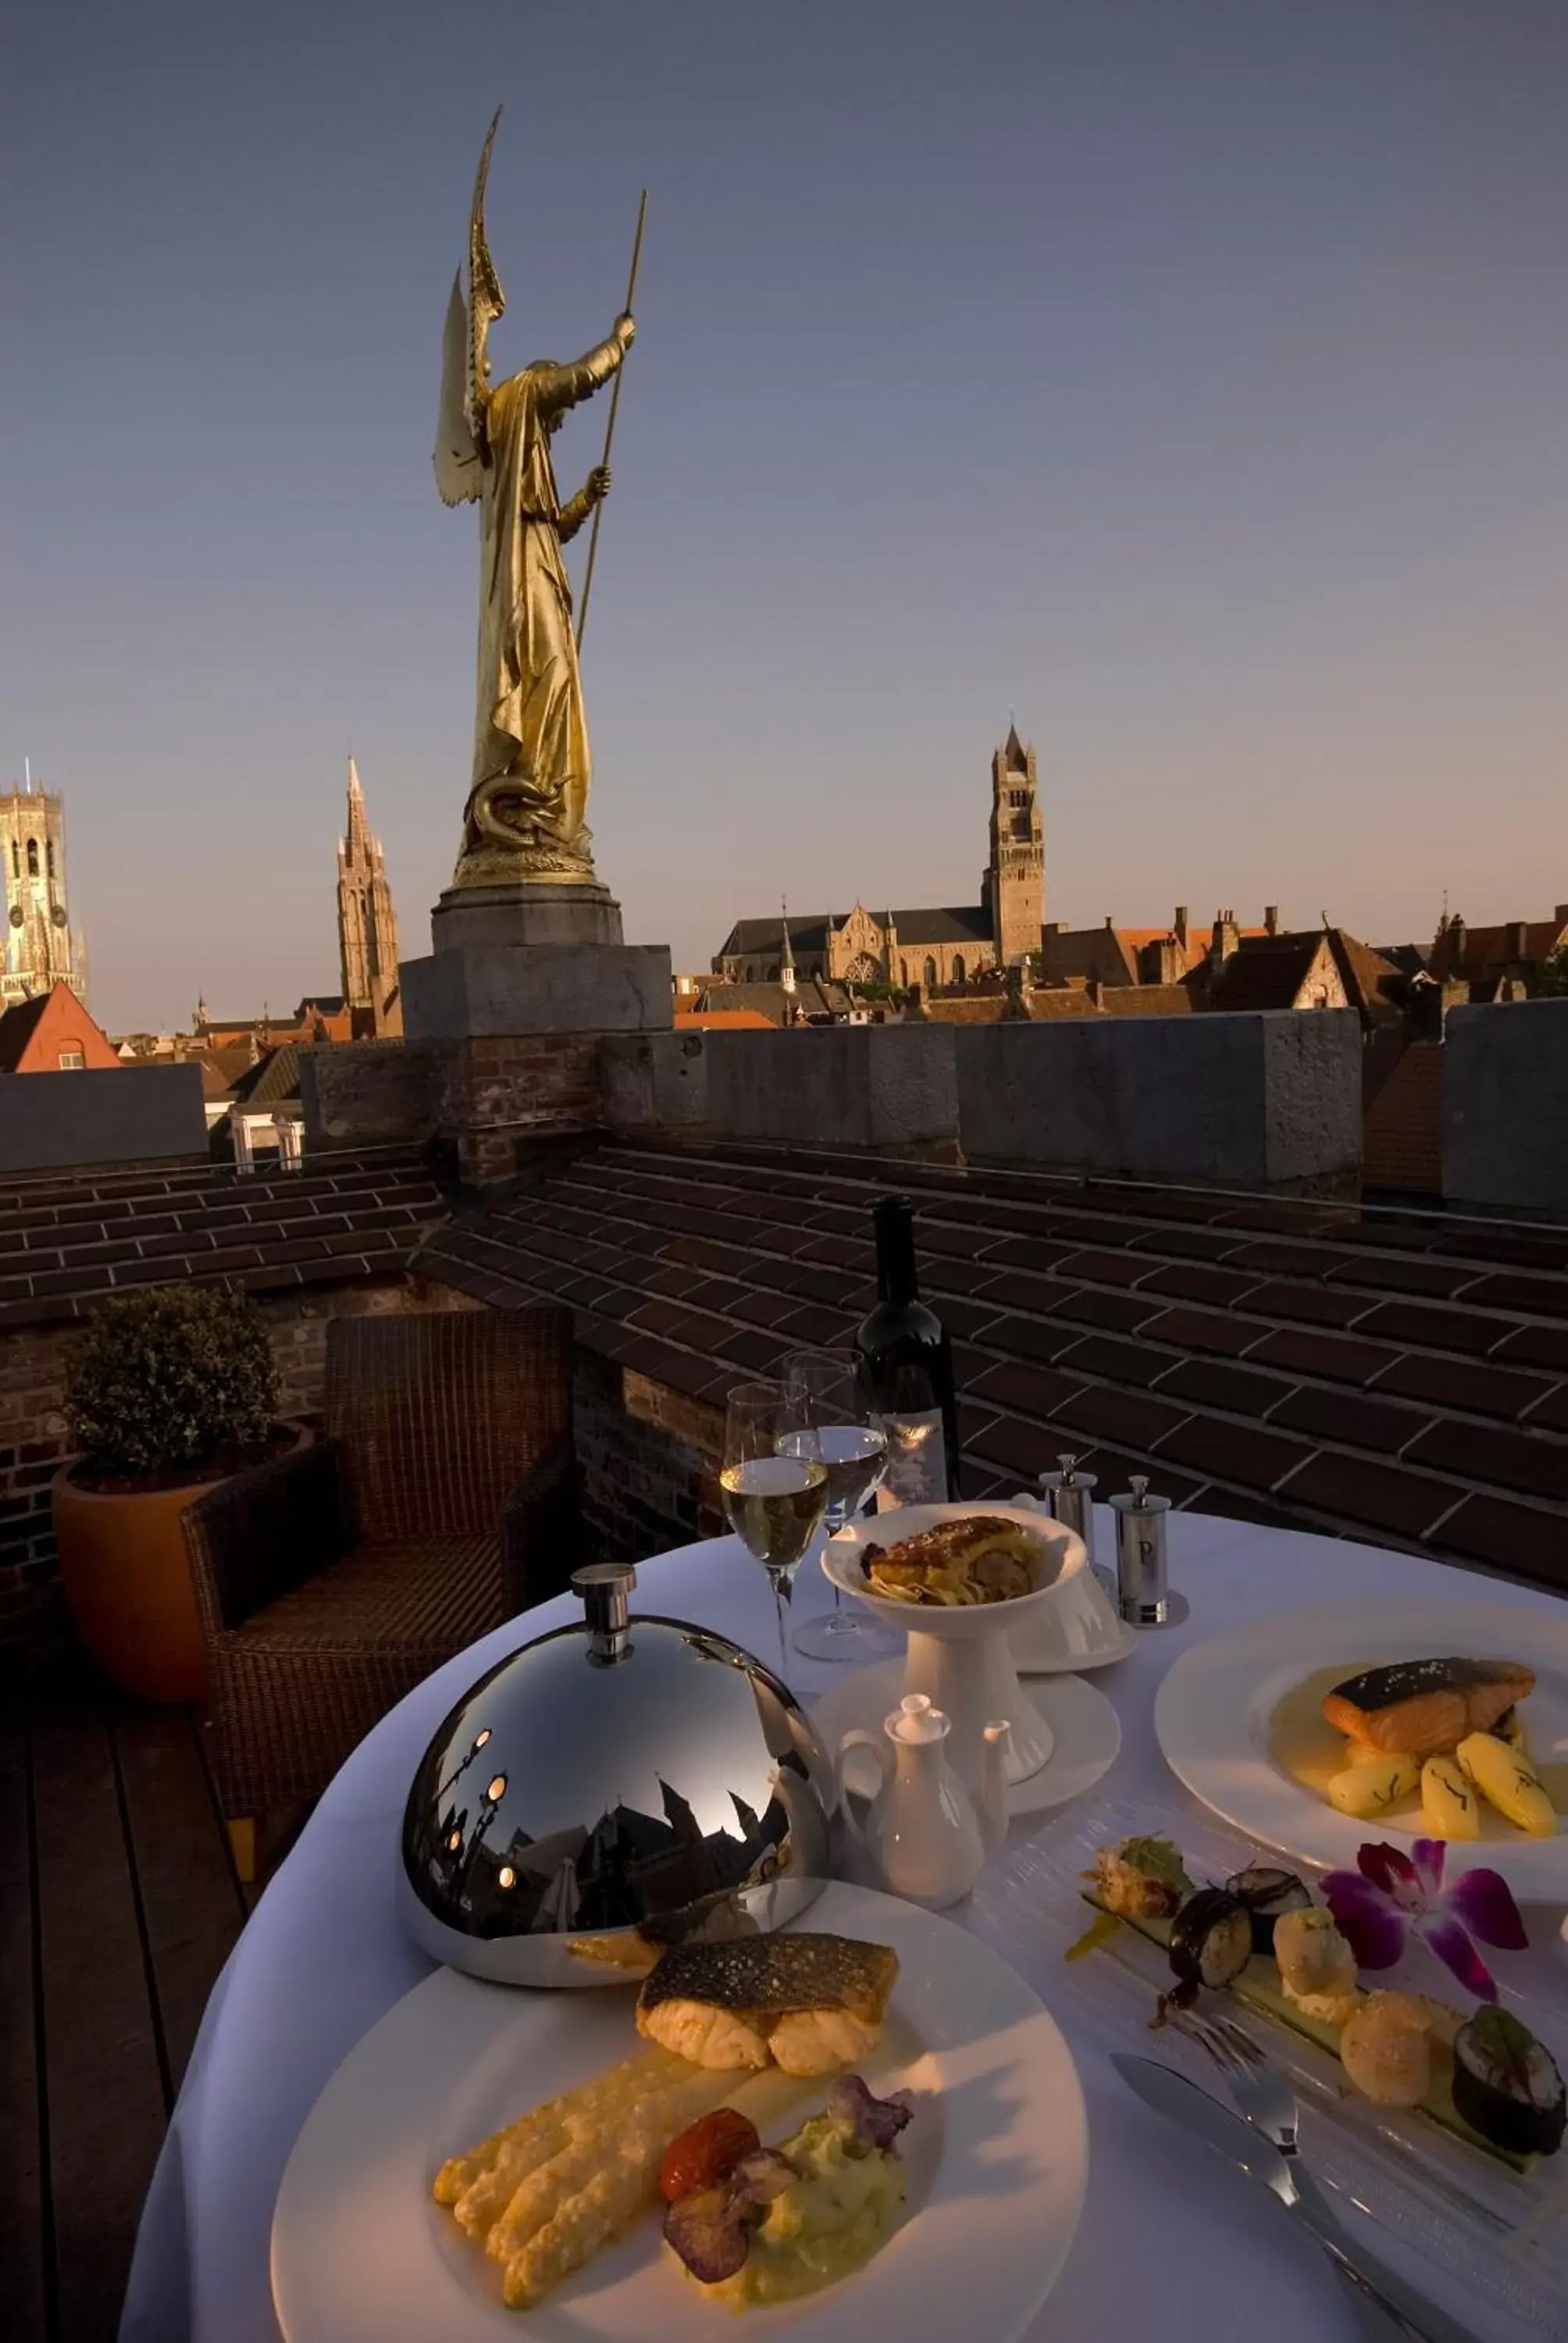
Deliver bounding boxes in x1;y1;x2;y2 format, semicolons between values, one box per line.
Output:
576;188;647;650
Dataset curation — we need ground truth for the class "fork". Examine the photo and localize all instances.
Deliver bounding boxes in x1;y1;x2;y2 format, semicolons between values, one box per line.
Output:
1173;2010;1481;2343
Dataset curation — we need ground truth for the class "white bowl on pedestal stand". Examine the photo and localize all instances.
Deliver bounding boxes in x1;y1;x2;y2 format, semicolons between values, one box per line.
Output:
821;1505;1086;1799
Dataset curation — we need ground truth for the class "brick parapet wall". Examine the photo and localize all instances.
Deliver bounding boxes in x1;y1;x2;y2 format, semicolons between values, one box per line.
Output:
0;1271;477;1651
575;1345;725;1568
436;1036;604;1185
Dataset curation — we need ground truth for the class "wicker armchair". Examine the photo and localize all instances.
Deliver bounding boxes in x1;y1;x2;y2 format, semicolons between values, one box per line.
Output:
184;1306;577;1878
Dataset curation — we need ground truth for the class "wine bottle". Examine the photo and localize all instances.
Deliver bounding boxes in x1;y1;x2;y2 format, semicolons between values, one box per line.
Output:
855;1195;960;1505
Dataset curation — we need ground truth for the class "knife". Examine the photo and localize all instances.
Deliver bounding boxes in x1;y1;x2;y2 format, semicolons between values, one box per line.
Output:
1111;2055;1481;2343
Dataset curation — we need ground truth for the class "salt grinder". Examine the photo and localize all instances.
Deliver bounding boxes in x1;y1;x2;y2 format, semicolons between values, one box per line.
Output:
1039;1453;1107;1598
1108;1475;1188;1628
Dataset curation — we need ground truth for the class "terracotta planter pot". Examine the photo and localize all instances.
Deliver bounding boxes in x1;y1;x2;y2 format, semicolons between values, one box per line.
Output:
52;1424;310;1705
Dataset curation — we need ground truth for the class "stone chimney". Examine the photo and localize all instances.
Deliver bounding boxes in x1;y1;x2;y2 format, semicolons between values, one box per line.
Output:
1210;908;1239;965
1001;962;1032;1020
1507;920;1529;960
1264;905;1280;936
903;982;928;1022
1173;905;1188;950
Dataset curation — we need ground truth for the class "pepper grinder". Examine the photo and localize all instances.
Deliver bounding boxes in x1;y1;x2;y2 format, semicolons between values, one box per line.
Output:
1108;1475;1188;1628
1039;1453;1110;1603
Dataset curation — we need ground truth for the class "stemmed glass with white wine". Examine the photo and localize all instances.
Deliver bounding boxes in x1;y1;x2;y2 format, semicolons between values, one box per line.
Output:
720;1380;829;1678
778;1350;896;1663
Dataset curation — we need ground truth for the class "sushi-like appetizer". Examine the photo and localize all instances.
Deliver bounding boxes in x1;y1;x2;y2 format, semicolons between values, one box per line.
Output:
1322;1657;1534;1760
1092;1836;1192;1920
1455;1732;1557;1838
1225;1865;1312;1954
1340;1992;1433;2107
636;1934;899;2077
1325;1751;1420;1821
1273;1906;1358;2024
1167;1888;1254;1991
1451;2009;1567;2157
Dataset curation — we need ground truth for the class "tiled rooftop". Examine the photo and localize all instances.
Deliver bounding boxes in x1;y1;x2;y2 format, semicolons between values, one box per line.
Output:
0;1145;445;1329
418;1137;1568;1595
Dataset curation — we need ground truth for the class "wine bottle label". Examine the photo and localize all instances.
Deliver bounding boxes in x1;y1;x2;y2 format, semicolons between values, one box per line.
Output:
876;1408;949;1506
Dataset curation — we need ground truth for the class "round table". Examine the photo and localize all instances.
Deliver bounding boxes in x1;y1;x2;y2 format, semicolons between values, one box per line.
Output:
121;1512;1564;2343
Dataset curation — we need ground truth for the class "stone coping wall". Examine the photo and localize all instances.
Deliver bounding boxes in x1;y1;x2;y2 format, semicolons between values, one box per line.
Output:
602;1011;1362;1190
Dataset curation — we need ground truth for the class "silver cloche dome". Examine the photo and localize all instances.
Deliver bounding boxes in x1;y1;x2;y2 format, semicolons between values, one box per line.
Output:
398;1564;834;1986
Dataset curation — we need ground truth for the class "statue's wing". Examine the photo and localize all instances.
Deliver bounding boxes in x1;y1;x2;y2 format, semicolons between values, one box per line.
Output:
433;273;483;505
465;105;507;441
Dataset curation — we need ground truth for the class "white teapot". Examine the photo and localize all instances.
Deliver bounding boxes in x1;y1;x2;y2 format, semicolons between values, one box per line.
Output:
838;1695;987;1910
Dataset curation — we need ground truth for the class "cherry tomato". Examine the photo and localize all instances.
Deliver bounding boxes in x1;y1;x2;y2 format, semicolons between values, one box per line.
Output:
657;2107;761;2203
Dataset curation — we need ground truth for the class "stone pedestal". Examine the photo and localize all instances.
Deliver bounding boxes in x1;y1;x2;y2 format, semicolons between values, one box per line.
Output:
399;879;672;1184
430;881;625;954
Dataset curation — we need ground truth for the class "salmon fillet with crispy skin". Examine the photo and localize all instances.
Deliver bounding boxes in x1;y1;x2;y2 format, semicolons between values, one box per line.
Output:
1322;1657;1534;1760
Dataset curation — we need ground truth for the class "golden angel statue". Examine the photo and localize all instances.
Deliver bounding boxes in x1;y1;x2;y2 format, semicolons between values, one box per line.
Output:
434;111;634;889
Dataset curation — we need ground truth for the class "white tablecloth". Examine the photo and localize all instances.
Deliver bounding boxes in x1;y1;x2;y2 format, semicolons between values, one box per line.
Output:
122;1514;1566;2343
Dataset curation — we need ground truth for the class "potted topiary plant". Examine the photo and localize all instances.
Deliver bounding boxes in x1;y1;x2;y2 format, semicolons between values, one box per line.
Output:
53;1285;305;1701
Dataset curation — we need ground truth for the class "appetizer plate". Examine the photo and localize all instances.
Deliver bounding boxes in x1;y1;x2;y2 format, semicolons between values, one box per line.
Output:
271;1880;1088;2343
1154;1597;1568;1897
971;1789;1568;2336
814;1658;1121;1823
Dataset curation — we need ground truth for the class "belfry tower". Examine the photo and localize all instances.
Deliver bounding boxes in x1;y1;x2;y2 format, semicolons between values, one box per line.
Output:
336;758;403;1037
2;775;86;1006
982;726;1044;966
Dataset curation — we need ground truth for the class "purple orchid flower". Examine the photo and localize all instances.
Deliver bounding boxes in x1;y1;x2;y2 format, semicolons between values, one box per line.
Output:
1322;1839;1527;2002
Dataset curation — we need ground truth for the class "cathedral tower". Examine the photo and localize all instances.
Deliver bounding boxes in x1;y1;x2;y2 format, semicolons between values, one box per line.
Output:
982;726;1044;966
336;758;403;1037
2;777;85;1006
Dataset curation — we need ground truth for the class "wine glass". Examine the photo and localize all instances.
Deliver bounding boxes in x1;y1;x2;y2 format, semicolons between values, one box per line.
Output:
779;1351;898;1663
720;1379;829;1678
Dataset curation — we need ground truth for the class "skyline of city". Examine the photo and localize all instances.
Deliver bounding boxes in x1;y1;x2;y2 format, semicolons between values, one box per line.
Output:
6;0;1566;1030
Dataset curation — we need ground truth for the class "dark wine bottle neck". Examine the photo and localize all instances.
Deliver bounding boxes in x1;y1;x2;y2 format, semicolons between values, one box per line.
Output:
874;1204;919;1304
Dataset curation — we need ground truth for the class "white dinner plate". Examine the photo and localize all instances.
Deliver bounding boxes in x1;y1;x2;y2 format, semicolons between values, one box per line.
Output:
1154;1596;1568;1897
271;1880;1088;2343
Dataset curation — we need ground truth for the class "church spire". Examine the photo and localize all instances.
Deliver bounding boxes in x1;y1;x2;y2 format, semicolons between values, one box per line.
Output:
336;758;403;1036
779;898;796;996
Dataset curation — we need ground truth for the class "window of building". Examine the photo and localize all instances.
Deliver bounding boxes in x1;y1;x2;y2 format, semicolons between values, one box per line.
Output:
9;841;16;878
27;839;39;877
58;1048;85;1070
923;955;937;988
46;840;55;882
1009;788;1028;809
953;954;966;982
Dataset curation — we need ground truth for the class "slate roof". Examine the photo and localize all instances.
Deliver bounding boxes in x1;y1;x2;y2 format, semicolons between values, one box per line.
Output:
891;905;992;947
227;1043;303;1111
1208;935;1328;1013
416;1137;1568;1596
0;1145;445;1329
0;995;53;1072
716;915;834;958
716;906;992;958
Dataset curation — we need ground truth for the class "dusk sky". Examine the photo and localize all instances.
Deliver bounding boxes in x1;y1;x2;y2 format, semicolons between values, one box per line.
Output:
5;0;1566;1032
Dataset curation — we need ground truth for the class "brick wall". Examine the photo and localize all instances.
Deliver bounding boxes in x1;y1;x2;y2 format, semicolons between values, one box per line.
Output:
0;1271;478;1650
435;1036;604;1185
575;1344;725;1568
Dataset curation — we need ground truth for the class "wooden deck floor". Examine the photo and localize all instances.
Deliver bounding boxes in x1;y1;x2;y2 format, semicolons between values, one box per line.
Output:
1;1646;252;2343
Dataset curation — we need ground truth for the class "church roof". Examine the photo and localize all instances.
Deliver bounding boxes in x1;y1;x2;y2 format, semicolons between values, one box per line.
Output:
1002;724;1028;770
890;904;992;946
716;914;834;958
